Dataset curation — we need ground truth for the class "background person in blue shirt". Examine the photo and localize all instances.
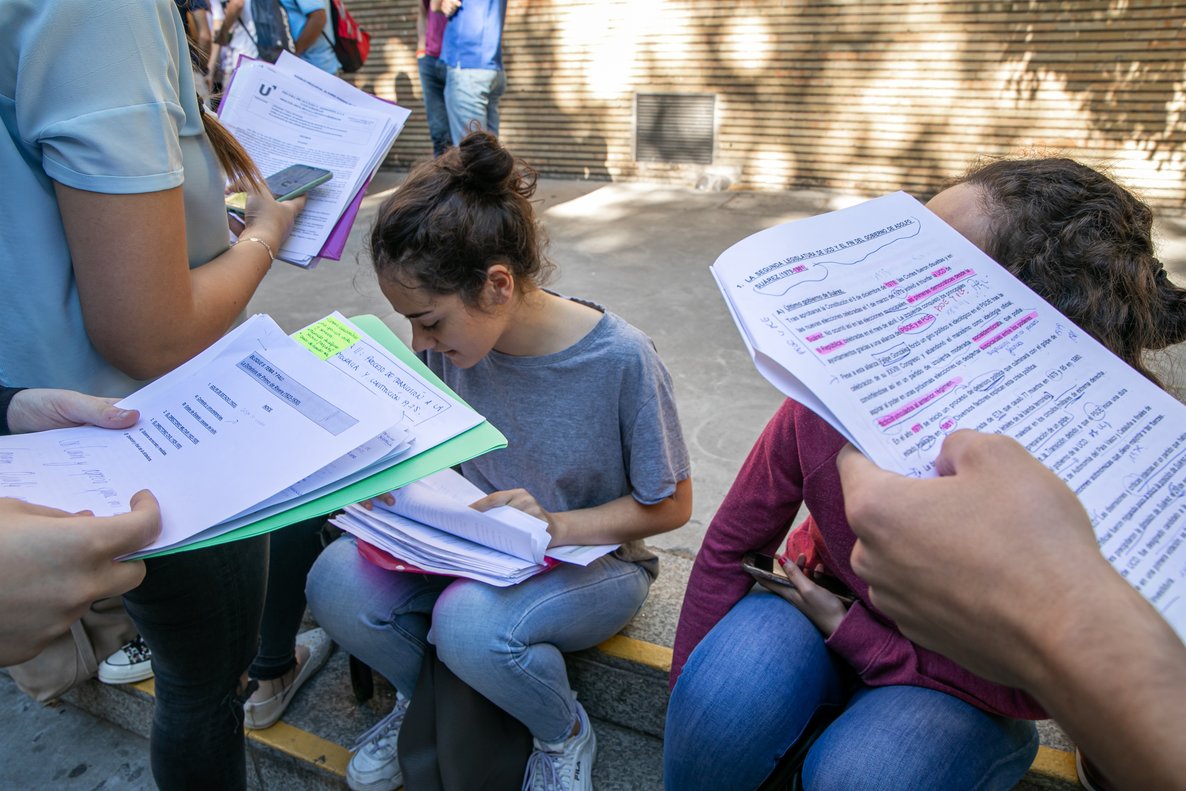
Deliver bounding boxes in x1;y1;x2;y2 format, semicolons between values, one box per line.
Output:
280;0;342;74
433;0;508;144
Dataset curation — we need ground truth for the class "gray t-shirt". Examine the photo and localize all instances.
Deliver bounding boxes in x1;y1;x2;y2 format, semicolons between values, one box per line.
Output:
422;298;691;576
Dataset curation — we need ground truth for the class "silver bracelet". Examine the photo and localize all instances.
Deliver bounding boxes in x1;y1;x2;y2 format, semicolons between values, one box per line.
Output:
235;235;275;261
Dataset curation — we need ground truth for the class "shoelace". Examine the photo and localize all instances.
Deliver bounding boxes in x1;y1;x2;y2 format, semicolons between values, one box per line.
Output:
520;748;563;791
350;697;409;753
121;636;151;663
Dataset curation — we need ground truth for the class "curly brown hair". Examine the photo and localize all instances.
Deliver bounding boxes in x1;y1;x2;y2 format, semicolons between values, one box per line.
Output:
958;157;1186;385
369;131;554;308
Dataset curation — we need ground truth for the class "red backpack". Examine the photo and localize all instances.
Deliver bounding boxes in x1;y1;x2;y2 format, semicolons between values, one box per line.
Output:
325;0;370;73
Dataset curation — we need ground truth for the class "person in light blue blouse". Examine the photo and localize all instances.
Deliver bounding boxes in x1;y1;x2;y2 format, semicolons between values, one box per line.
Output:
1;2;303;787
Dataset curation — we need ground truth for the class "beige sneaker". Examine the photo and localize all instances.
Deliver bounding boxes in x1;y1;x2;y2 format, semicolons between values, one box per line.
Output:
244;628;332;730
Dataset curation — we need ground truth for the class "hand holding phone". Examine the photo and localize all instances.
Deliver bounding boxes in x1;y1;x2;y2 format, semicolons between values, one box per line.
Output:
741;552;795;588
264;164;333;201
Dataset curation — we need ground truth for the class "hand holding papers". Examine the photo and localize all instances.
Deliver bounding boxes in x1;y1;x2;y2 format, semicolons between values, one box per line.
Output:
712;192;1186;639
0;314;506;559
217;52;411;267
336;468;618;587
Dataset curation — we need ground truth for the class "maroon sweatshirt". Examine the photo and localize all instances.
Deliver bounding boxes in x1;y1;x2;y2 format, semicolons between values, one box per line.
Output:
670;399;1045;720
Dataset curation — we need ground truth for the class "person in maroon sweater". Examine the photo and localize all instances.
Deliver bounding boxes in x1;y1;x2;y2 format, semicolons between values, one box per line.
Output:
665;157;1186;791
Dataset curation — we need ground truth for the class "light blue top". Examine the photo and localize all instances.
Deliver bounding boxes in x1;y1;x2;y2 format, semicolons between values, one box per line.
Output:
439;0;507;71
280;0;342;75
0;0;230;397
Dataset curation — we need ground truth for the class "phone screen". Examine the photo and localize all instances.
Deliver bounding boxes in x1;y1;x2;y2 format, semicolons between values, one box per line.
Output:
265;164;333;201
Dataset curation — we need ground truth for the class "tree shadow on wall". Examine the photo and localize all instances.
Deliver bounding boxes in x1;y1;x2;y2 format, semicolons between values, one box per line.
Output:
993;0;1185;167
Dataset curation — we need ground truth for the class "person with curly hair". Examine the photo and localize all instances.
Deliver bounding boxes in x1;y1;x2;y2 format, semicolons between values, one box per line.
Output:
664;157;1186;791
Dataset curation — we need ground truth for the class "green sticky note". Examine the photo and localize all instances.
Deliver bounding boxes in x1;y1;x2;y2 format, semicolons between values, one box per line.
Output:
294;315;361;360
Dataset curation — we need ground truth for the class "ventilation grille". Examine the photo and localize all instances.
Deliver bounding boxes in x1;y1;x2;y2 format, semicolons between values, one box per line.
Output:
635;93;715;165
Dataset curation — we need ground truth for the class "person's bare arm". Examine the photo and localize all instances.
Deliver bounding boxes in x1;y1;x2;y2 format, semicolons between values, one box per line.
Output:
471;478;693;546
838;432;1186;790
215;0;245;45
191;9;213;59
55;183;300;380
293;8;328;55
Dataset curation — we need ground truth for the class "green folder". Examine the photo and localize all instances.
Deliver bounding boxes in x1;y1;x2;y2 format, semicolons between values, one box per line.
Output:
142;315;508;558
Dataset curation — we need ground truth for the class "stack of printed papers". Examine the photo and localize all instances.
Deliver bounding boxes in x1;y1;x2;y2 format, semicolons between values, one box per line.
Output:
0;313;506;559
217;53;411;267
337;468;619;587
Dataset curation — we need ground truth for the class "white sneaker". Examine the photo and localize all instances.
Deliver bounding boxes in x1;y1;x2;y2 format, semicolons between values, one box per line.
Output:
347;693;409;791
522;700;596;791
97;635;154;685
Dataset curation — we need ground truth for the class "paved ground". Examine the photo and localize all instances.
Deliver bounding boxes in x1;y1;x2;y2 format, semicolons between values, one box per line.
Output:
4;172;1185;786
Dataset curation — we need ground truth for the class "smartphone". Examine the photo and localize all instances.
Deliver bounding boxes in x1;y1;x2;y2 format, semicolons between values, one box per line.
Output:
741;552;795;588
741;552;858;604
264;164;333;201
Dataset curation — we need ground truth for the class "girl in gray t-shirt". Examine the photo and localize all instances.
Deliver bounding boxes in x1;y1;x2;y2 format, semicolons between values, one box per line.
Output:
306;130;692;791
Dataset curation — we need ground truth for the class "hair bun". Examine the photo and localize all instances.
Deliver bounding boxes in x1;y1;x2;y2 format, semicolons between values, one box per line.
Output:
457;130;514;193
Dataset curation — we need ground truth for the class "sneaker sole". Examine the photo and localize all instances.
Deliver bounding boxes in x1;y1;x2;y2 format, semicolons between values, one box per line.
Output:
346;767;404;791
97;665;155;685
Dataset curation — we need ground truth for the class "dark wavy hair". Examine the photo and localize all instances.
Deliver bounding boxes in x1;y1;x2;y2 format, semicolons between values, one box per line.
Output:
957;157;1186;385
370;131;553;307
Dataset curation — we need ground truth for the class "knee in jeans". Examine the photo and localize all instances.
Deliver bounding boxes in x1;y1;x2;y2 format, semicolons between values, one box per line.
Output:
304;538;354;619
431;586;512;671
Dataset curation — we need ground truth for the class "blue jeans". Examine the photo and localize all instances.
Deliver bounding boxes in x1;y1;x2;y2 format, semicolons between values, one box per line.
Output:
663;592;1038;791
443;66;506;145
122;536;267;790
418;54;452;157
307;536;651;741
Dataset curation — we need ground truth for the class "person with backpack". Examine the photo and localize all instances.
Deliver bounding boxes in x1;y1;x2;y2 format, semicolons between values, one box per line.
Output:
280;0;342;74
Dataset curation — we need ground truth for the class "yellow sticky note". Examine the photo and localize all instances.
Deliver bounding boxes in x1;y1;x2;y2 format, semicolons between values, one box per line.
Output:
294;316;361;360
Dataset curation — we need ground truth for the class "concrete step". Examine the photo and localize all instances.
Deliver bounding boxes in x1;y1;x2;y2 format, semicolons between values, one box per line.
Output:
57;547;1080;790
60;655;662;790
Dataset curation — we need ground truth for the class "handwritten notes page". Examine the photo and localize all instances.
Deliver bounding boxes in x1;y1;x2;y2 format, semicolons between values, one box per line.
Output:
712;191;1186;637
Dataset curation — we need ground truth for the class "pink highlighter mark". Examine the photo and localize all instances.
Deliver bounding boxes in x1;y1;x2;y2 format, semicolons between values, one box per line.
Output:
897;314;935;334
911;424;923;433
805;333;824;342
883;279;899;288
932;266;951;277
816;339;847;354
972;322;1001;342
906;269;974;304
876;378;963;428
979;312;1038;349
